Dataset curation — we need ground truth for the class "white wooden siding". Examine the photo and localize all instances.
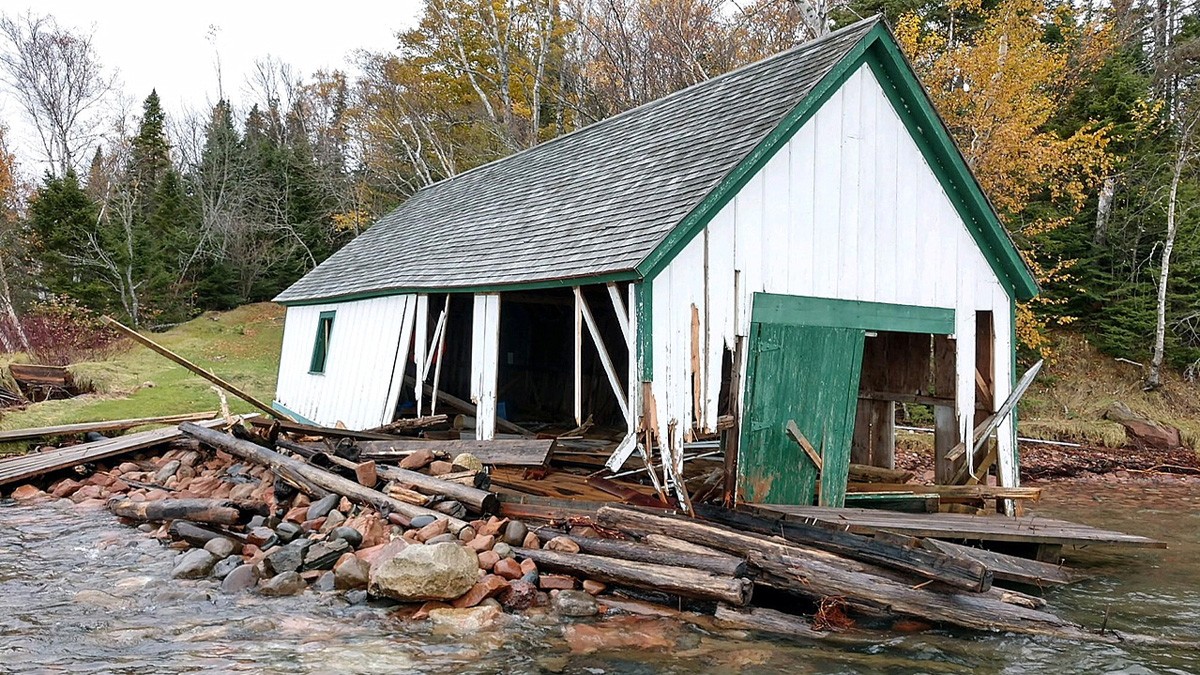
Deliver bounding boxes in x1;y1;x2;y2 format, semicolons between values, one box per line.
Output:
471;294;502;440
649;63;1016;475
275;295;417;429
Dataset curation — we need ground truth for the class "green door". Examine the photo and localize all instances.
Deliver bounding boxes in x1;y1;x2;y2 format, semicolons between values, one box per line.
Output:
738;322;865;507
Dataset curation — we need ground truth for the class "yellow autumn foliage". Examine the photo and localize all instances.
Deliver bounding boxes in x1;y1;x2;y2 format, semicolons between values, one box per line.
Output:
897;0;1114;358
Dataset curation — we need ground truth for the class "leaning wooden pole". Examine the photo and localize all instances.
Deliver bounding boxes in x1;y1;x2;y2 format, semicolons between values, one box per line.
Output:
104;317;290;421
180;422;472;536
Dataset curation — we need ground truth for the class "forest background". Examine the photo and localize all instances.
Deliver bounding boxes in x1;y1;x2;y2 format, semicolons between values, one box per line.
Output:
0;0;1196;394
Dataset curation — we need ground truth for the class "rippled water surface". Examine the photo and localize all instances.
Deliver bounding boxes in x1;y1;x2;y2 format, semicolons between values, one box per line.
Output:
0;483;1197;674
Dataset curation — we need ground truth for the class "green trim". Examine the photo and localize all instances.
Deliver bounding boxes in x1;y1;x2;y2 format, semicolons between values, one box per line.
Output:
278;270;641;307
751;293;954;334
636;280;653;380
635;23;1038;302
309;310;336;373
272;401;319;426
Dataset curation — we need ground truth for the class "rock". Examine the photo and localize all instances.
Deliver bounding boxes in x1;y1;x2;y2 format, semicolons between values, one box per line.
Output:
582;579;607;595
426;604;502;632
564;617;678;654
477;550;500;571
212;556;243;580
539;574;576;590
303;539;351;571
499;579;538;611
369;542;479;602
346;589;368;605
477;517;508;537
50;479;82;499
492;542;512;558
275;521;302;543
262;543;306;576
1104;402;1182;449
493;557;523;580
73;589;130;610
520;559;538;576
284;505;309;523
172;549;218;579
415;518;449;542
312;571;336;591
451;453;483;473
452;574;510;608
358;540;405;568
204;537;237;559
429;460;455;475
425;533;458;545
246;526;277;549
545;536;581;554
221;564;260;593
552;589;599;617
400;448;436;470
247;515;266;529
502;520;528;547
329;526;363;549
229;483;256;501
466;534;495;552
306;493;341;521
259;571;306;596
413;601;451;620
10;484;46;501
522;532;541;549
409;514;437;529
154;460;181;483
322;509;346;531
333;554;370;590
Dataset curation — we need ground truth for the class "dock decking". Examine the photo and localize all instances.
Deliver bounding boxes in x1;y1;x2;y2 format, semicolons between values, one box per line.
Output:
748;504;1166;549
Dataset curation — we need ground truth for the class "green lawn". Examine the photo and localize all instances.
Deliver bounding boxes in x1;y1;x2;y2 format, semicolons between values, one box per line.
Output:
0;303;285;447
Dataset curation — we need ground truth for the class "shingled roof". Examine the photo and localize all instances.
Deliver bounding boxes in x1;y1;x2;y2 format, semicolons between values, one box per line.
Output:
276;18;883;304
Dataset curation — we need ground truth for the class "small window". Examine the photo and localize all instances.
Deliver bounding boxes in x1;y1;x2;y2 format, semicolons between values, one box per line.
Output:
310;311;335;374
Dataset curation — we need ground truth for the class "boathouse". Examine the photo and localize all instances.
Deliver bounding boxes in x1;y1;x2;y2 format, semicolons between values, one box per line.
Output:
271;17;1038;509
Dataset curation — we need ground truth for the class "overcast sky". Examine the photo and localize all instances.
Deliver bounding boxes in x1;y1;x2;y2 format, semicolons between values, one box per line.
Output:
2;0;424;173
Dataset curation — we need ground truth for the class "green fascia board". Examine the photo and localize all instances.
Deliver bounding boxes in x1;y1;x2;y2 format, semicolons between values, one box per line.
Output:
635;22;1039;302
272;400;319;426
635;279;653;381
276;270;642;307
752;293;955;334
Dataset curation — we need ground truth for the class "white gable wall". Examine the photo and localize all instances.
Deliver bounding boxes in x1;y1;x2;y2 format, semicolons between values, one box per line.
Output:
276;295;417;429
648;63;1015;472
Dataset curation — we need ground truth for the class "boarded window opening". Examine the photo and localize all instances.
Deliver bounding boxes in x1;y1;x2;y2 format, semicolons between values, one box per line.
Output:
309;311;335;374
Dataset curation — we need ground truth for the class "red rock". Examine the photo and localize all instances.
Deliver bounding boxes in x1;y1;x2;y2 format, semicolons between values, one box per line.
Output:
128;492;146;502
242;544;263;561
144;489;170;501
545;536;580;553
477;517;509;537
210;483;233;499
302;517;326;532
522;532;541;549
86;473;113;487
519;559;538;576
74;498;108;510
292;494;311;508
284;505;309;523
338;497;353;513
117;462;140;474
499;579;538;611
109;480;130;493
416;518;449;542
582;580;607;595
429;461;454;475
399;448;436;470
245;527;276;548
466;534;495;553
413;601;451;620
49;479;81;498
70;485;103;502
493;557;522;580
11;484;45;501
564;617;678;654
477;550;500;571
300;569;323;582
539;575;576;590
361;540;407;570
451;574;510;608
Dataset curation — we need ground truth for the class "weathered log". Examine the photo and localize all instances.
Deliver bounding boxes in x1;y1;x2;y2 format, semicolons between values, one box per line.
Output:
366;414;449;434
694;504;992;592
168;520;242;549
596;506;1090;638
438;470;491;490
513;546;753;606
108;497;242;526
180;422;473;536
535;527;746;576
356;437;553;467
384;482;433;505
712;604;829;639
848;464;914;484
374;464;499;514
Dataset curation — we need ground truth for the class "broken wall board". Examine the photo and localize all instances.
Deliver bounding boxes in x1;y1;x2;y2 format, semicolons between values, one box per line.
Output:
355;438;554;467
921;538;1079;587
0;412;218;443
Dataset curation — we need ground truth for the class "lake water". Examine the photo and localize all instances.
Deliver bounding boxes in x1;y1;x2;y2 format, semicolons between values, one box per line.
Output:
0;482;1196;674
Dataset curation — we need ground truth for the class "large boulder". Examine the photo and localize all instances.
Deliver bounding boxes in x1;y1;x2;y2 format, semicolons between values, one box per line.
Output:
172;549;218;579
1103;402;1182;450
369;542;478;602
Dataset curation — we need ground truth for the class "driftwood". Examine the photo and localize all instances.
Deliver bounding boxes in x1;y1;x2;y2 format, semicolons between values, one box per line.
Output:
695;504;992;592
713;604;830;639
109;498;244;526
180;422;473;535
535;528;747;576
513;546;753;606
356;438;554;467
366;415;449;434
168;520;243;549
595;506;1092;638
375;464;500;514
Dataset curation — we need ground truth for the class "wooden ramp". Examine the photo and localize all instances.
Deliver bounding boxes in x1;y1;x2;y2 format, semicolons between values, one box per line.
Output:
0;418;228;488
747;504;1166;549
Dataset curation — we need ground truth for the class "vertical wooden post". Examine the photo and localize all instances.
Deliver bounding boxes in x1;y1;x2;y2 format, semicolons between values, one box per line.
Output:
933;335;959;485
430;296;449;416
723;335;745;504
471;293;501;440
870;400;895;469
413;295;429;417
574;287;583;426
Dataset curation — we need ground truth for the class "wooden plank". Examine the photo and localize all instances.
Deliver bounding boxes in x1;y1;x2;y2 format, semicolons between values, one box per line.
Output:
0;412;218;443
247;416;409;441
846;483;1042;501
102;317;286;421
750;505;1168;549
933;334;958;485
849;463;914;484
355;438;554;467
574;287;583;426
470;293;501;441
922;538;1078;587
786;420;823;471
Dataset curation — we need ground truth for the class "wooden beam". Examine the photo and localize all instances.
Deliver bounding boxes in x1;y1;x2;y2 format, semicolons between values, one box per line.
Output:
0;412;217;443
859;391;955;406
932;335;958;485
578;289;630;425
430;296;450;416
607;282;630;344
573;287;583;426
785;420;823;471
103;316;286;421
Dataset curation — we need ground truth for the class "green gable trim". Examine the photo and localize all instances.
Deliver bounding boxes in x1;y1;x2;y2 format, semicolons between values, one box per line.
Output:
272;400;319;426
752;293;955;335
635;280;653;380
277;270;642;307
635;23;1038;302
